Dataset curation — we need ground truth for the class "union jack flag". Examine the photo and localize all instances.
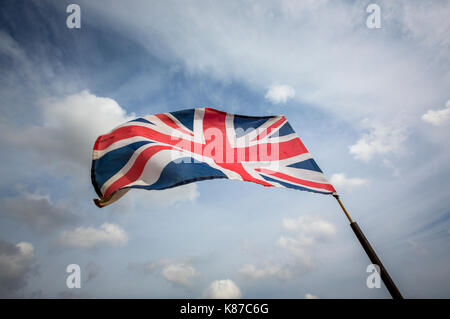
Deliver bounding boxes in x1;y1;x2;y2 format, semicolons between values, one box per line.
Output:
91;108;336;207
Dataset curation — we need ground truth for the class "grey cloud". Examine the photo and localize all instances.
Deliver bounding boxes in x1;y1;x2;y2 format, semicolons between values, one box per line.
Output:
1;194;79;233
0;238;35;297
85;262;101;284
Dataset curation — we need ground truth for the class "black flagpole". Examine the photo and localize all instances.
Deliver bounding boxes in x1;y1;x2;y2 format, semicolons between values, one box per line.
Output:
333;194;403;299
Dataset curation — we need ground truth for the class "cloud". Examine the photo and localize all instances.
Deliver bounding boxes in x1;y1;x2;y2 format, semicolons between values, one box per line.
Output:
204;279;242;299
277;216;336;268
240;216;337;281
128;258;198;287
281;215;337;238
1;193;79;232
41;90;134;154
265;84;295;104
329;173;369;193
67;0;450;172
391;1;450;49
238;264;293;280
277;216;336;269
422;100;450;126
161;262;197;287
76;0;449;129
2;0;450;298
58;223;128;249
0;238;35;297
0;31;25;59
128;260;161;275
0;90;135;171
37;90;135;168
382;159;400;177
85;262;101;283
276;236;315;268
304;293;318;299
0;89;199;207
349;122;407;162
0;32;202;210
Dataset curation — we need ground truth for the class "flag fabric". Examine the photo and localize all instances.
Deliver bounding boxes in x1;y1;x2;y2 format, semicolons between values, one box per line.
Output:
91;107;336;207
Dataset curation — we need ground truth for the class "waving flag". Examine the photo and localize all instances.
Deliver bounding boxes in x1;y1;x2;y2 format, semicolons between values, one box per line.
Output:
91;107;336;207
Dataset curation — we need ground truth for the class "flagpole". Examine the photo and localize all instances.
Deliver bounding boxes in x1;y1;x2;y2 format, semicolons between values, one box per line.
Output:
333;194;403;299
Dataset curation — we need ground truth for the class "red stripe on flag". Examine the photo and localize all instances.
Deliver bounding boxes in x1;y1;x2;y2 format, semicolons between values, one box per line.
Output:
255;168;336;193
104;145;173;198
217;163;274;187
252;117;286;141
94;125;197;151
156;113;194;137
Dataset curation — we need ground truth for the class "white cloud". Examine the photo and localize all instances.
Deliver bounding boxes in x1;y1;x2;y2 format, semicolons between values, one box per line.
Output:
161;262;197;287
128;258;198;287
422;100;450;126
305;293;318;299
204;279;242;299
238;264;292;280
240;216;337;281
277;236;315;268
329;173;369;193
0;90;135;170
39;90;135;166
281;215;337;238
0;239;35;297
265;84;295;104
278;216;336;268
58;223;128;249
349;122;407;162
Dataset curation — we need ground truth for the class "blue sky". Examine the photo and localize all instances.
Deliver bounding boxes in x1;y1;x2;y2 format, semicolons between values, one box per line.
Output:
0;0;449;298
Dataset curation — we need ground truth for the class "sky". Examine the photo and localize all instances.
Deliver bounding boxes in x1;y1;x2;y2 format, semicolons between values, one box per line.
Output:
0;0;449;298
